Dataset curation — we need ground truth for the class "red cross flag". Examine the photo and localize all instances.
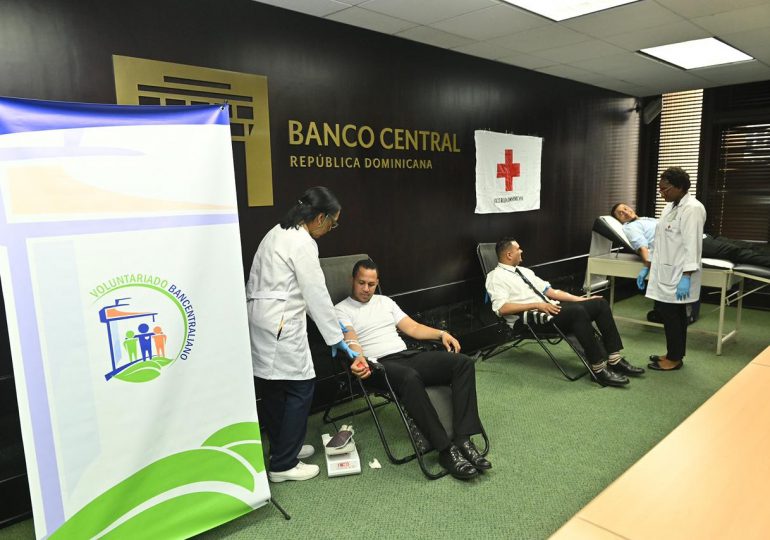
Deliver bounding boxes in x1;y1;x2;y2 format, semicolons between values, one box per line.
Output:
474;130;542;214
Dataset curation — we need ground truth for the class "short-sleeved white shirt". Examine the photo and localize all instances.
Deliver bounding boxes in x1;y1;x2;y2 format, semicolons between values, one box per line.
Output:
334;295;408;358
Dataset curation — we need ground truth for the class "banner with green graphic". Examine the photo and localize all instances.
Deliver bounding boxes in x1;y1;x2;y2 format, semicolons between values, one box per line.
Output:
0;97;269;538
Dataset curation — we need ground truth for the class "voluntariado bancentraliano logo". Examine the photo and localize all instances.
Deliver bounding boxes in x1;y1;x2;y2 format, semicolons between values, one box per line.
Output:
91;274;197;383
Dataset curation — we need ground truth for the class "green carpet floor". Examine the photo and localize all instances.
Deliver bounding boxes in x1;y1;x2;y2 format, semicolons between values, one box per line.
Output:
2;296;768;539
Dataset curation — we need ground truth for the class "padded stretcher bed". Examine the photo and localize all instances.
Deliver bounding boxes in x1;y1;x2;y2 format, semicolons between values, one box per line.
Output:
584;216;770;355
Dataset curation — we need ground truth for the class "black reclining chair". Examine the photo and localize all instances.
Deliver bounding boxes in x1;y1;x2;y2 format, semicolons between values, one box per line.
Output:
319;254;489;479
476;243;592;382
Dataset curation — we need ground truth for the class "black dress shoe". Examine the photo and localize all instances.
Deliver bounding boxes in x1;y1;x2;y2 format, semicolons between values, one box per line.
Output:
439;445;478;480
456;439;492;471
592;367;629;387
609;358;645;376
649;355;661;363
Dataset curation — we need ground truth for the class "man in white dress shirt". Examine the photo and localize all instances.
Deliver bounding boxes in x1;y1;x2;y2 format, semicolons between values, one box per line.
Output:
485;238;644;387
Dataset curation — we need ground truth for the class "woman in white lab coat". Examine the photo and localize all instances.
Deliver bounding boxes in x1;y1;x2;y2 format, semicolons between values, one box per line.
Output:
637;167;706;371
246;186;358;482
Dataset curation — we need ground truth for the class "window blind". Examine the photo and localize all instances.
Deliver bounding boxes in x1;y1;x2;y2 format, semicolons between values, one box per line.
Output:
655;89;703;217
708;123;770;242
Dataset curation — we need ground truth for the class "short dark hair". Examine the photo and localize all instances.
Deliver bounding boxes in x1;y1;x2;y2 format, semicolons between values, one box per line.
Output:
352;258;378;279
279;186;341;230
495;237;516;259
610;202;624;219
660;167;690;191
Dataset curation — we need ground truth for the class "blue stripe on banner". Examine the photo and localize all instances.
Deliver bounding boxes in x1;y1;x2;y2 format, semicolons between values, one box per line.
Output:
0;96;230;135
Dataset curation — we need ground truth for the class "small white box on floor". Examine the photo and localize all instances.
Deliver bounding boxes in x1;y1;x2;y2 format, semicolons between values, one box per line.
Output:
321;433;361;477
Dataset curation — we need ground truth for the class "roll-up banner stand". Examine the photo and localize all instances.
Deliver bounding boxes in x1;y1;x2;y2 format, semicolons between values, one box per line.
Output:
0;97;269;539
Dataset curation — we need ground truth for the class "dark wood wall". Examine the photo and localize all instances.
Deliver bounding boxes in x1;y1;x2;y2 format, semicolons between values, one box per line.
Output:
0;0;640;296
0;0;641;526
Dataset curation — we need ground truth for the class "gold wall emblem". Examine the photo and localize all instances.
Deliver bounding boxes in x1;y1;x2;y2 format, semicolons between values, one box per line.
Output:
113;55;273;207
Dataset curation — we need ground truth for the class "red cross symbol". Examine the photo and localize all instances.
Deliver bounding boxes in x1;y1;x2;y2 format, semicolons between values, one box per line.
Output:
496;149;520;191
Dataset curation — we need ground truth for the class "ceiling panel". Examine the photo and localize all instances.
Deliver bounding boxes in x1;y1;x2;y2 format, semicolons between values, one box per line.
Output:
451;40;514;60
535;39;627;64
496;52;558;70
562;1;684;38
326;6;416;34
570;52;664;73
254;0;351;17
691;4;770;34
357;0;495;26
535;64;597;79
602;20;710;50
429;5;548;40
607;63;709;88
693;61;770;84
721;27;770;64
487;25;589;53
395;26;475;49
254;0;770;97
655;0;769;19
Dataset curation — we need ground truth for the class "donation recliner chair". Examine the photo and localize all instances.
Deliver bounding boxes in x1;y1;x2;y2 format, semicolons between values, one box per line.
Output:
319;254;489;479
476;243;594;383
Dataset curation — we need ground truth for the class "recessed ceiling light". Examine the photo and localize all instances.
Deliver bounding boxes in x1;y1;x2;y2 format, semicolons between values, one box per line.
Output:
640;38;753;69
500;0;640;21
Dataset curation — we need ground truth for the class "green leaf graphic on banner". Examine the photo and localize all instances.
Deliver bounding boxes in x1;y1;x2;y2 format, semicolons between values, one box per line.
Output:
203;421;262;447
50;422;265;540
102;492;251;540
203;422;265;474
113;358;174;383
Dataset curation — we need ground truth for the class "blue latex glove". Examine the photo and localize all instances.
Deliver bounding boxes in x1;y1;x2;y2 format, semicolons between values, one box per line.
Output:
636;267;649;290
676;275;691;301
331;340;359;359
339;321;348;333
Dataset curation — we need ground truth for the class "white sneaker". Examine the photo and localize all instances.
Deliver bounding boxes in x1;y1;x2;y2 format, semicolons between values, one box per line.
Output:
268;462;320;483
298;444;315;460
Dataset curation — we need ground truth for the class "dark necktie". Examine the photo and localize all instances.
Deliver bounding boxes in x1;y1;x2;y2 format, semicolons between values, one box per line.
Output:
515;267;549;302
514;267;554;325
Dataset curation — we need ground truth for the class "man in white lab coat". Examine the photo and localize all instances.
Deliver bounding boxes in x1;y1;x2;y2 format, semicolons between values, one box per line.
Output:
637;167;706;371
247;187;358;482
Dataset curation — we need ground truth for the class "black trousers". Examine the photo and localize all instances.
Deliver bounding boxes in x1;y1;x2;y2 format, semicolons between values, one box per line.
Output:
370;350;483;452
703;235;770;267
525;298;623;367
654;301;688;361
254;377;315;472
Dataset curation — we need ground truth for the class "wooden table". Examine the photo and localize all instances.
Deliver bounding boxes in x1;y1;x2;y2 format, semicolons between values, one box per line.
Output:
551;345;770;539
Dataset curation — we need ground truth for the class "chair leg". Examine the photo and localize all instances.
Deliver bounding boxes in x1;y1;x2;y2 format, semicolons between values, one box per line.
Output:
551;325;599;383
362;378;449;480
479;341;517;361
321;370;350;424
525;325;589;381
356;381;416;465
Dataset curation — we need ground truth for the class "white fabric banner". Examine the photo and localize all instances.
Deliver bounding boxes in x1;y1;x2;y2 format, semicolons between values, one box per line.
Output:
474;130;542;214
0;97;269;539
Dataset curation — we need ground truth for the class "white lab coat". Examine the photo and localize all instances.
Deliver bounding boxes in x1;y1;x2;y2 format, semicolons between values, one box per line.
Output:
646;193;706;304
246;224;343;380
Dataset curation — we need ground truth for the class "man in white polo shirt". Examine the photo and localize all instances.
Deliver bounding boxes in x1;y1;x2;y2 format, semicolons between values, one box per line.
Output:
335;259;490;481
